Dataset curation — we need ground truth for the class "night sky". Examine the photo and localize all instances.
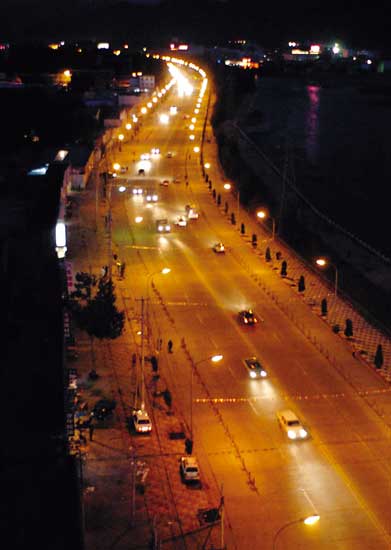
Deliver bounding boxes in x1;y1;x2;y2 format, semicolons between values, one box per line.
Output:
0;0;389;52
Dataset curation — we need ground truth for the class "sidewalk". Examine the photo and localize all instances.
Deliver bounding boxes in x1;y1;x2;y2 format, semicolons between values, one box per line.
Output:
65;157;223;548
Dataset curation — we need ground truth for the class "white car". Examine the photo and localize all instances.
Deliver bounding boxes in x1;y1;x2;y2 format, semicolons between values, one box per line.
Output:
179;456;200;483
132;409;152;433
187;208;199;219
213;242;225;253
175;216;187;227
277;409;309;440
140;153;150;161
151;147;160;155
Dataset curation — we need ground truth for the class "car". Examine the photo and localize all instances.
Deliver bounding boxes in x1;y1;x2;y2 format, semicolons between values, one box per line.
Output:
146;192;158;202
160;179;169;186
238;309;258;325
179;456;200;483
243;357;267;379
175;216;187;227
138;169;145;176
156;219;171;233
187;207;199;219
173;177;181;184
185;204;199;219
166;151;173;158
132;409;152;433
212;242;225;253
120;166;128;173
132;187;143;195
151;147;160;155
92;399;116;421
277;409;309;440
140;153;150;161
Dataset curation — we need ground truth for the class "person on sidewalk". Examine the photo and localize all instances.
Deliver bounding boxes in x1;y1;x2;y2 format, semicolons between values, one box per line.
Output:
89;423;95;441
120;261;126;279
167;339;173;353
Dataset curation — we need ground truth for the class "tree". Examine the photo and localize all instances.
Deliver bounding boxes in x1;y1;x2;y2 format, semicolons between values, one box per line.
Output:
321;298;328;316
251;234;257;248
280;260;287;277
374;344;384;369
231;212;236;225
265;246;271;261
70;274;125;340
298;275;305;292
240;222;245;234
344;318;353;338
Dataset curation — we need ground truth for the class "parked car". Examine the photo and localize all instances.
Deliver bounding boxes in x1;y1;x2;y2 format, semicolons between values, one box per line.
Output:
92;399;116;421
132;409;152;433
175;216;187;227
179;456;200;483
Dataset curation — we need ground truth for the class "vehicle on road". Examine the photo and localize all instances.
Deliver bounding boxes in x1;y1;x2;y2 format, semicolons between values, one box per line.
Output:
213;242;225;254
120;166;128;173
138;169;145;176
175;216;187;227
132;409;152;433
238;309;258;326
151;147;160;155
156;219;171;233
185;204;199;219
243;357;267;379
132;187;143;195
160;179;169;186
166;151;173;158
179;456;200;483
146;192;158;202
140;153;150;161
277;409;309;440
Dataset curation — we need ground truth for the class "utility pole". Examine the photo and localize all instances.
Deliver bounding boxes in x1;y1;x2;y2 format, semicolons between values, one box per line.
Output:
140;297;145;410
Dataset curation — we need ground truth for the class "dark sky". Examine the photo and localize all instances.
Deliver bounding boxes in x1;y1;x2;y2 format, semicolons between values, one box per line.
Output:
0;0;389;52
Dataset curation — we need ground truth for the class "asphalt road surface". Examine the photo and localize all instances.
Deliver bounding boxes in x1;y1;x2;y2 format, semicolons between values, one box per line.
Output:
105;62;391;549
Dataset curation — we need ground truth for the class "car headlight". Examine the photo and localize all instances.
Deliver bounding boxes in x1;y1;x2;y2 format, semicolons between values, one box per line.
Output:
260;371;267;377
153;195;158;201
299;429;307;438
288;430;297;439
166;225;171;231
250;371;257;379
158;225;163;231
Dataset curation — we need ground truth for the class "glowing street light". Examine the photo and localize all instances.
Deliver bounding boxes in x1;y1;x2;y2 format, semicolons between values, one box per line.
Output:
273;515;320;550
223;183;231;190
193;146;200;153
118;133;124;151
125;123;132;130
189;134;195;141
316;257;338;297
204;162;210;169
256;209;276;241
141;106;147;114
113;162;121;171
135;216;143;223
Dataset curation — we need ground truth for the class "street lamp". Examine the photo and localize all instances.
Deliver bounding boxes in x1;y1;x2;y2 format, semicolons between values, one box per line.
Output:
118;134;124;151
273;515;320;550
315;257;338;297
257;209;276;241
190;354;223;443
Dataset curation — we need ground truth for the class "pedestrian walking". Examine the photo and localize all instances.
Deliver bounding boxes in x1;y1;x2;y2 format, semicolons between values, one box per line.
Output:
167;339;173;353
89;423;95;441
